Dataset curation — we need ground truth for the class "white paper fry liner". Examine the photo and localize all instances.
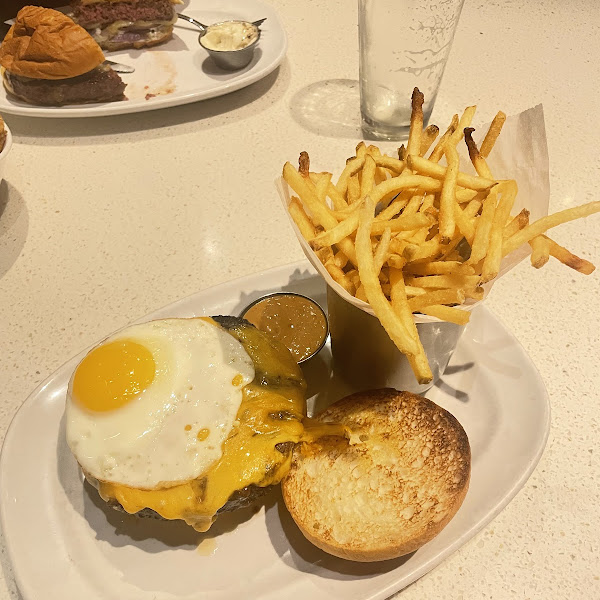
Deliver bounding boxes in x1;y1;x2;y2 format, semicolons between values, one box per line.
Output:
276;104;550;324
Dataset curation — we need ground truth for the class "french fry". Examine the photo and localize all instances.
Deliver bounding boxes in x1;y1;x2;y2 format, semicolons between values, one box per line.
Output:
333;251;349;269
355;285;368;301
421;305;471;325
376;195;410;221
360;155;377;199
298;151;310;177
346;269;361;288
404;274;481;289
335;156;365;196
463;286;485;301
428;114;459;163
404;285;427;297
326;180;349;210
389;268;433;383
406;88;425;157
445;106;477;151
374;155;406;173
439;145;460;242
464;127;494;179
419;193;436;213
388;254;407;269
356;197;419;356
545;235;596;274
314;172;332;205
325;261;355;295
503;208;530;239
372;213;432;235
405;261;475;276
347;175;360;204
439;198;483;260
408;288;466;312
310;210;361;248
407;155;495;191
373;227;392;277
502;201;600;257
289;197;317;241
480;111;506;158
453;199;481;245
403;236;442;262
315;247;333;264
368;173;443;205
420;124;440;157
481;180;518;282
529;235;551;269
467;186;498;265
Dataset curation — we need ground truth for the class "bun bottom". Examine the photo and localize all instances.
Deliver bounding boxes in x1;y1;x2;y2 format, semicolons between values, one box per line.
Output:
282;389;471;562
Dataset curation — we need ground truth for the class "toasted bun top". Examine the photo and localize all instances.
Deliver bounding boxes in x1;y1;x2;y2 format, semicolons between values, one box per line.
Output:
282;389;471;562
0;7;104;80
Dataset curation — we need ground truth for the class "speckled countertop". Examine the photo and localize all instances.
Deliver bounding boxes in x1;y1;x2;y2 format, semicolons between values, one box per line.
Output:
0;0;598;598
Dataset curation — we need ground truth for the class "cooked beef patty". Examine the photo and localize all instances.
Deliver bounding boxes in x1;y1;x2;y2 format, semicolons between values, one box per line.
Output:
5;64;126;106
72;0;174;28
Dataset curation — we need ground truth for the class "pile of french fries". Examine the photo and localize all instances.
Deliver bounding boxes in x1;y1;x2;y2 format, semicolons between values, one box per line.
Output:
283;89;599;384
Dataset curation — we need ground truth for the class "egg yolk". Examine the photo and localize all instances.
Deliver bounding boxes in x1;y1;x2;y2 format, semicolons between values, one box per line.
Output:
72;340;155;412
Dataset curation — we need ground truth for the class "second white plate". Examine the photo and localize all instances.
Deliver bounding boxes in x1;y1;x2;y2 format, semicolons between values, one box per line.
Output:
0;0;287;118
0;261;550;600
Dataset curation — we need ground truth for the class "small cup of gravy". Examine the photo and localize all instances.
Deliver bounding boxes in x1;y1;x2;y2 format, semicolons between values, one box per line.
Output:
199;20;260;70
240;293;329;364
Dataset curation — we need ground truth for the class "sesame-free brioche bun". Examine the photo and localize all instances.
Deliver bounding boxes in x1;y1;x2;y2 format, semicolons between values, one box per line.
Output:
282;389;471;562
0;7;105;80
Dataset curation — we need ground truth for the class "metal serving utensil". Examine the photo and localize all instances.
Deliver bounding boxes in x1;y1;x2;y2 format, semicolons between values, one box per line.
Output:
177;14;267;31
104;60;135;74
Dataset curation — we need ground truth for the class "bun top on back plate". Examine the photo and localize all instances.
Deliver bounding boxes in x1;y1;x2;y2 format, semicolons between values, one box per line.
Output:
0;6;105;80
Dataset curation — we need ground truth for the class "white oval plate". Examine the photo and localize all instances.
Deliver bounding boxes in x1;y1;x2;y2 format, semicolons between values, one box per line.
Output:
0;261;550;600
0;0;286;118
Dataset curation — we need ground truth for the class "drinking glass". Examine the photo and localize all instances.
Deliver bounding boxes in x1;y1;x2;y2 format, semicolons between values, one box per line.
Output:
358;0;465;140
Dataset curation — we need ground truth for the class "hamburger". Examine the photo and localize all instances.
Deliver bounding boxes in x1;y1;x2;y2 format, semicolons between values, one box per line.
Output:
66;314;470;555
68;0;182;51
65;316;315;532
0;7;126;106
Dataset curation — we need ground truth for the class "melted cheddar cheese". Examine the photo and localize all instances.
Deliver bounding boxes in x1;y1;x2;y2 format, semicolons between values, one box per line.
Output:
98;319;312;532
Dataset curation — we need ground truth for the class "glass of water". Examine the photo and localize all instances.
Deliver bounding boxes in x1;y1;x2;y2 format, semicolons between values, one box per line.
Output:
358;0;465;140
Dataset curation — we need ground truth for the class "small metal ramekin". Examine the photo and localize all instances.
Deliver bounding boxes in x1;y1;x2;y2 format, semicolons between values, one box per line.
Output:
199;21;261;71
239;292;329;364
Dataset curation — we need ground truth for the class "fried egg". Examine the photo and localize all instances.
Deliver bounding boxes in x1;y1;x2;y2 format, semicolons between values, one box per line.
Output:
65;318;255;489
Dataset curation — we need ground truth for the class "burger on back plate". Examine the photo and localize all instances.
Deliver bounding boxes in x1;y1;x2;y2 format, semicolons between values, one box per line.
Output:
68;0;182;51
0;6;126;106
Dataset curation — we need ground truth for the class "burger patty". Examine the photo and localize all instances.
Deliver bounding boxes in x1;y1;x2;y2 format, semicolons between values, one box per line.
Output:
72;0;174;28
5;65;126;106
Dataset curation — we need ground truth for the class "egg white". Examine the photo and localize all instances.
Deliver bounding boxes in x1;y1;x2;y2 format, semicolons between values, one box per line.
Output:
66;318;255;489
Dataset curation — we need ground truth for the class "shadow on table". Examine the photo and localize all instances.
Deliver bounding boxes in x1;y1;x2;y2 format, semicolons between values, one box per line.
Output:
3;60;290;145
0;179;28;280
289;78;365;140
265;487;415;580
0;523;25;600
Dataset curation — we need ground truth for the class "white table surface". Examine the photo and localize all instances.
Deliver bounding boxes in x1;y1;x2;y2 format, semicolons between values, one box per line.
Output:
1;0;599;598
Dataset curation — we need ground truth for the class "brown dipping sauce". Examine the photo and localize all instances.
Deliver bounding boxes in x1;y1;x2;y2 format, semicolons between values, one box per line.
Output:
241;294;328;363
